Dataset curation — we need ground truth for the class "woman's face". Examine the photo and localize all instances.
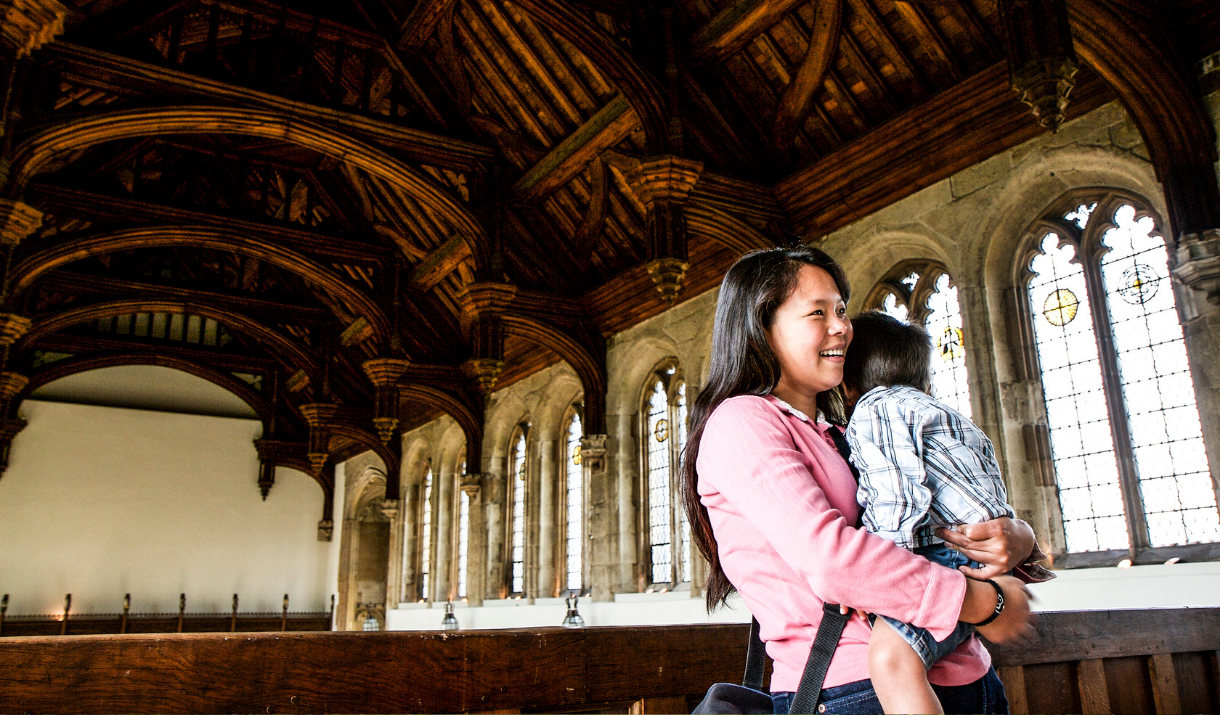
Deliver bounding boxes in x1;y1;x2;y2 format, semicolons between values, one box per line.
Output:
767;264;852;397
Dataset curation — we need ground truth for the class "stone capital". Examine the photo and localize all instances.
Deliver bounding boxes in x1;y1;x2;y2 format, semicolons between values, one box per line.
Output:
317;519;334;542
579;434;609;472
0;200;42;246
0;0;66;58
1172;229;1220;308
379;498;400;519
460;472;483;498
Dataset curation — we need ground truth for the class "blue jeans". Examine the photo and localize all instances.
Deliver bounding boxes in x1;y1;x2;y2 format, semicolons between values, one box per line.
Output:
878;544;981;670
770;666;1009;714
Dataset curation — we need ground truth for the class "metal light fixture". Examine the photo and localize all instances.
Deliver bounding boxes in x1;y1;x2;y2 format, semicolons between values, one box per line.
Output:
561;592;585;628
441;600;459;630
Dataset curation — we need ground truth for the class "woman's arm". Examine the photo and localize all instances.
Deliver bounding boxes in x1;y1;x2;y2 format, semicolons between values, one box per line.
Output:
935;518;1038;579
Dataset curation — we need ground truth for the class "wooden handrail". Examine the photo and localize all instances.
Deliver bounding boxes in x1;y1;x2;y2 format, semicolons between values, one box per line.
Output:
0;608;1217;714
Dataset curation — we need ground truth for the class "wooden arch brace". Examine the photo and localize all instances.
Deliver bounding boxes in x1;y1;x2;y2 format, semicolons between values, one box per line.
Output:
10;226;392;348
772;0;843;153
6;106;489;277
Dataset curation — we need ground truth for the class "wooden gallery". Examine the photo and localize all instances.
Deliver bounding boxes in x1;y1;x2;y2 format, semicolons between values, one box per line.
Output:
0;0;1218;712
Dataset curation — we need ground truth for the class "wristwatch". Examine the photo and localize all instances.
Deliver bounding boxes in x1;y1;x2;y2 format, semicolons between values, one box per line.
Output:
973;579;1005;627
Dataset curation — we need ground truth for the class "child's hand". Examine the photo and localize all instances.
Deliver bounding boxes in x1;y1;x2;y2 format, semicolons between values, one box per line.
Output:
936;517;1037;578
838;604;871;626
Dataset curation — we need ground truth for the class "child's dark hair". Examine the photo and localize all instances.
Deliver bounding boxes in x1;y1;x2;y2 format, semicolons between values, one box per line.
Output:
843;311;933;395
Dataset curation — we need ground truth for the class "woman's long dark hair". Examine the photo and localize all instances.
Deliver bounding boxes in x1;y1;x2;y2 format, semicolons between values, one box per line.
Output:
681;246;851;611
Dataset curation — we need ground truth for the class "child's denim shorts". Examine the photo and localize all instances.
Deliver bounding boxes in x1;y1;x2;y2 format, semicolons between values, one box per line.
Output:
877;543;981;670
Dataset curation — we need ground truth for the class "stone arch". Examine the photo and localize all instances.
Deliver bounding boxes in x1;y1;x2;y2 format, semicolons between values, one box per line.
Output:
8;107;488;269
502;313;606;434
11;226;390;345
398;384;482;470
826;228;955;316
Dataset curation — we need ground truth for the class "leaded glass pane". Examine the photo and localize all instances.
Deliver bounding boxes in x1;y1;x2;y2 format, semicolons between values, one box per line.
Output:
1099;205;1220;546
880;292;909;323
511;434;527;595
646;380;672;584
566;413;584;592
420;468;433;600
926;274;972;419
458;459;469;600
676;383;691;583
1028;233;1130;552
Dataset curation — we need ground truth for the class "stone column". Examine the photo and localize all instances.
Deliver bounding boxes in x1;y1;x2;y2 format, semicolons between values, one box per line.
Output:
536;435;556;597
581;433;618;601
461;472;486;605
382;493;405;607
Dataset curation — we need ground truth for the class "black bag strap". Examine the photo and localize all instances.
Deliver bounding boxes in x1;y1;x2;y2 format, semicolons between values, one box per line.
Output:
743;617;767;691
740;603;849;712
789;603;850;714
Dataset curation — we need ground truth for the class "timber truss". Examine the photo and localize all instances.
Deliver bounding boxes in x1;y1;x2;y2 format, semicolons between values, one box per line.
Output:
0;0;1215;536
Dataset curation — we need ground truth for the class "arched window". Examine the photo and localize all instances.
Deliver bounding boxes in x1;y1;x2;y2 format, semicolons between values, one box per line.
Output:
456;458;469;601
565;409;584;593
642;362;692;588
1018;192;1219;555
508;428;528;596
864;261;972;418
418;465;433;601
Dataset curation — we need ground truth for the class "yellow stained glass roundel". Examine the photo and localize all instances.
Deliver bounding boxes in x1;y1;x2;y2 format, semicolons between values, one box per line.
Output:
654;418;669;443
1042;288;1080;326
938;327;965;361
572;444;582;466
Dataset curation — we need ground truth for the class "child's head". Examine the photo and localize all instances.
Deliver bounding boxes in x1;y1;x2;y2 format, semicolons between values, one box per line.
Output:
842;311;933;397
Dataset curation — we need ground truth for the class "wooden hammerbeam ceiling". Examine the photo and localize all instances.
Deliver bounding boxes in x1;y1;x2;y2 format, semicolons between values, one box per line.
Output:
689;0;809;65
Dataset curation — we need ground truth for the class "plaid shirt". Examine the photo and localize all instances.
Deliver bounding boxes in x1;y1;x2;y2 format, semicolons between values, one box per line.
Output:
846;385;1015;549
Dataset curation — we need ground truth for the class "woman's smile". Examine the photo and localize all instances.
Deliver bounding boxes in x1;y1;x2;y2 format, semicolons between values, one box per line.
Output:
767;264;853;414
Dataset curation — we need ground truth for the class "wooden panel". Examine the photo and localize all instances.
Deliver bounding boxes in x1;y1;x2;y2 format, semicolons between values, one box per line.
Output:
1150;653;1183;715
1023;661;1080;715
1102;656;1155;715
996;665;1028;715
629;696;688;714
1078;659;1111;715
1171;651;1220;715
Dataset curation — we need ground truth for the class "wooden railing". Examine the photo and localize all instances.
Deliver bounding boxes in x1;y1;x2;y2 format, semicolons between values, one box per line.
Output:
0;608;1216;714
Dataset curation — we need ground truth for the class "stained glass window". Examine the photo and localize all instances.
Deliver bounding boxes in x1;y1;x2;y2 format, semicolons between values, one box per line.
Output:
676;382;691;583
1097;206;1219;546
866;263;972;417
457;459;469;600
1027;233;1128;552
420;467;433;600
566;412;584;592
1023;196;1219;554
642;365;691;587
510;432;527;595
646;380;672;585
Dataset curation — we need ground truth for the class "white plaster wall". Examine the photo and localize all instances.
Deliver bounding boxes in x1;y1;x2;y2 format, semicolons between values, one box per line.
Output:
0;400;330;616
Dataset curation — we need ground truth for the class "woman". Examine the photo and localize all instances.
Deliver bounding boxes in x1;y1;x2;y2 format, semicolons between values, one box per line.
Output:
681;247;1036;714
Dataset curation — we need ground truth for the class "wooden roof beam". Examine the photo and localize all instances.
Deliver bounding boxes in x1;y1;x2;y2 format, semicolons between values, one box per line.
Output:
510;95;638;204
892;1;964;81
409;234;473;291
27;184;390;265
397;0;457;50
36;271;334;327
772;0;842;152
689;0;808;65
33;333;280;375
845;0;930;97
43;44;495;172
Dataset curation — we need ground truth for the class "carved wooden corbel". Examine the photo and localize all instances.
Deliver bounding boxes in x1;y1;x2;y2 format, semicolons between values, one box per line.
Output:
607;154;704;306
999;0;1078;133
362;357;410;443
0;200;42;247
0;371;26;479
457;282;515;395
297;403;338;476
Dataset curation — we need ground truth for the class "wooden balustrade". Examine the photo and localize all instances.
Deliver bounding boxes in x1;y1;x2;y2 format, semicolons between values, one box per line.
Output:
0;608;1216;714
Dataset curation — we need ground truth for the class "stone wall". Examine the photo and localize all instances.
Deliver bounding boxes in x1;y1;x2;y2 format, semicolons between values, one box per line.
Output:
359;98;1220;616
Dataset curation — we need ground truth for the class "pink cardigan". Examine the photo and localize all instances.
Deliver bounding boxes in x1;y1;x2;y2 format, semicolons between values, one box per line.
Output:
696;395;991;692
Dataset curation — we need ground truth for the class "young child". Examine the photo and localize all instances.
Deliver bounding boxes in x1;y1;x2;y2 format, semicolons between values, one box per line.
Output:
842;311;1049;714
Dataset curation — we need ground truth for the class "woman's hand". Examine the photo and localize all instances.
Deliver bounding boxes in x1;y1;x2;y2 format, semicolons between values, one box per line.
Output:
963;575;1036;644
935;517;1037;579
